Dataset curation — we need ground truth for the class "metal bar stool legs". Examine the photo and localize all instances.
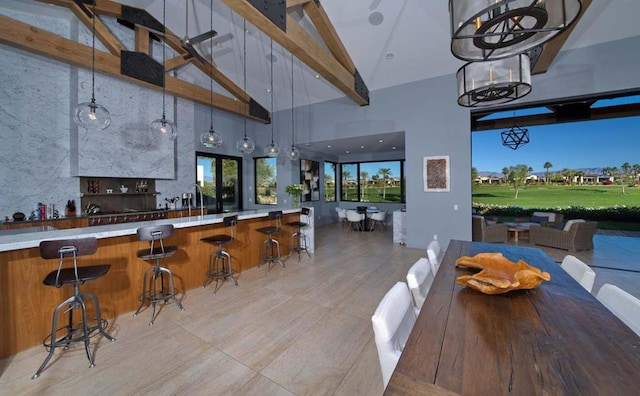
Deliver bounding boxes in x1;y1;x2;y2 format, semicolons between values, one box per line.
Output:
33;285;115;379
203;244;238;293
261;232;284;273
134;258;184;325
290;227;311;260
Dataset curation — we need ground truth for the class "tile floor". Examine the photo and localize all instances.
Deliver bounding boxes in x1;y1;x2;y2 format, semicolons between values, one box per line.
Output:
1;223;638;395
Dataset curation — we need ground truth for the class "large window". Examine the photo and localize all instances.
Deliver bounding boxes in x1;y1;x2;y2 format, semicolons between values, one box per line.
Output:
324;161;336;202
255;157;277;205
196;152;242;213
341;160;404;203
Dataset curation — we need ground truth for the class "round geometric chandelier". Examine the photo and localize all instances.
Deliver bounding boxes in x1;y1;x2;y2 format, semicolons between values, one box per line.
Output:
457;53;532;107
501;125;530;150
450;0;582;62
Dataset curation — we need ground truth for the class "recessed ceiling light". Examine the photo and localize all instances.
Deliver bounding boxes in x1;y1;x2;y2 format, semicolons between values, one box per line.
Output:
369;11;384;26
327;145;331;148
360;145;365;149
386;53;394;60
392;146;396;150
314;74;320;79
346;150;350;154
304;143;311;146
379;139;383;143
266;88;271;93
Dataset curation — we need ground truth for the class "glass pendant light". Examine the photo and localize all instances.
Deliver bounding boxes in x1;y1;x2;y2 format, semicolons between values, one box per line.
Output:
286;52;300;161
264;39;280;158
236;19;255;154
73;0;111;130
200;0;222;148
150;0;177;141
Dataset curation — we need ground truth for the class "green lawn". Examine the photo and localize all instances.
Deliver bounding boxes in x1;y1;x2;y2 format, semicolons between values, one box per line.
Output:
473;184;640;208
341;187;402;203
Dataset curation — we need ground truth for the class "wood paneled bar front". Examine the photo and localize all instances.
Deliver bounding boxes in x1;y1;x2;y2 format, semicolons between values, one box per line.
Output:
0;209;302;359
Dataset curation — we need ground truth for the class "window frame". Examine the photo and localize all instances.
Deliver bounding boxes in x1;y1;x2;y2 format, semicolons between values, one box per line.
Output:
254;156;278;206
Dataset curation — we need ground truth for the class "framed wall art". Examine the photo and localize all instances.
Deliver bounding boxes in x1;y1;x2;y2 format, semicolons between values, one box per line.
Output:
300;159;320;201
423;155;450;192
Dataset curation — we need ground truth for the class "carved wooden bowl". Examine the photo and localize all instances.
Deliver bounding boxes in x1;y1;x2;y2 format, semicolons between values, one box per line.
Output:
455;252;551;295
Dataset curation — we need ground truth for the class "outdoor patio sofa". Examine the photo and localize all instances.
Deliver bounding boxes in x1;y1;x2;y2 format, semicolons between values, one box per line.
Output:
472;215;508;243
516;211;565;228
529;220;598;252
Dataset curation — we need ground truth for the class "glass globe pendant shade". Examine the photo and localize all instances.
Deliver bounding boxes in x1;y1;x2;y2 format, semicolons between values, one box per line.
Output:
73;99;111;130
200;128;222;148
286;145;300;161
236;136;255;154
150;115;177;141
264;142;281;158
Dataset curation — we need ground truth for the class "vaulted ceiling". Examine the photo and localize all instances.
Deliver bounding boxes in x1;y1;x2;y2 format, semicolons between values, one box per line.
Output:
2;1;639;131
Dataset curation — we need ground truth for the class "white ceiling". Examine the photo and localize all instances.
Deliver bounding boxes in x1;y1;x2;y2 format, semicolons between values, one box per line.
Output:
5;0;640;155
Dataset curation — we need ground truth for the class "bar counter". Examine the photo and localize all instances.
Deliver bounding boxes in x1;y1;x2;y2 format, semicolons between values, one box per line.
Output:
0;208;302;358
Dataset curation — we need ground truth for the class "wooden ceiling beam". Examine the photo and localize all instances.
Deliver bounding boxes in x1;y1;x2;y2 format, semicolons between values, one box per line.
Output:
0;14;266;123
31;0;263;117
221;0;368;105
286;0;312;8
473;102;640;131
302;0;355;74
532;0;593;75
66;1;125;56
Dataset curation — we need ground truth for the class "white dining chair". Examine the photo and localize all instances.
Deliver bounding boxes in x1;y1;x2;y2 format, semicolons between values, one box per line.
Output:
426;239;442;275
346;210;364;231
406;258;434;314
561;255;596;292
596;283;640;337
369;210;387;231
335;207;347;229
371;281;417;389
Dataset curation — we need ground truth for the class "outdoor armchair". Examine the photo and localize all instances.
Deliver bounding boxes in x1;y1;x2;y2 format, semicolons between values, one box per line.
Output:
529;220;597;252
472;215;508;243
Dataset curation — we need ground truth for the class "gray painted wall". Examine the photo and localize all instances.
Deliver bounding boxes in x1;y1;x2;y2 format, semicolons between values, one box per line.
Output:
2;3;639;249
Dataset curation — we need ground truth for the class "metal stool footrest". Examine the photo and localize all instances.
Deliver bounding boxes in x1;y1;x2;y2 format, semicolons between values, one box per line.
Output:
260;235;285;273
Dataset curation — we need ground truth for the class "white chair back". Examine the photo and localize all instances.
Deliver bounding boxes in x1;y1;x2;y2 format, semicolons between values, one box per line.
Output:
561;255;596;292
406;258;434;313
371;281;416;389
596;283;640;337
346;210;364;222
371;211;387;221
426;239;442;275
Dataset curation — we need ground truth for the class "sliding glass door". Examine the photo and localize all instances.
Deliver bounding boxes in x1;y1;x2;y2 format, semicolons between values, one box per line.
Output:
196;152;242;213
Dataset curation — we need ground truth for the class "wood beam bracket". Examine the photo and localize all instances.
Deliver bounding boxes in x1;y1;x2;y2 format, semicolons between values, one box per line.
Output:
248;0;286;32
117;5;164;35
354;69;369;105
72;0;93;18
250;98;271;123
121;51;163;87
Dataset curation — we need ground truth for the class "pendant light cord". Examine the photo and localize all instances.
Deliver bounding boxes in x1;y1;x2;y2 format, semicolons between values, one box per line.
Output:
291;52;294;146
209;0;214;129
90;0;96;102
161;0;167;119
243;19;247;139
270;39;274;145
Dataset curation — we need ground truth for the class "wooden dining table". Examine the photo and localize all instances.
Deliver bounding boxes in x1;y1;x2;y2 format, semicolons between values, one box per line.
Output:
385;240;640;395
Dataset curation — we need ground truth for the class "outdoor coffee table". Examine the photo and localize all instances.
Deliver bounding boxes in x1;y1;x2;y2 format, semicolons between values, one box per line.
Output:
505;222;534;242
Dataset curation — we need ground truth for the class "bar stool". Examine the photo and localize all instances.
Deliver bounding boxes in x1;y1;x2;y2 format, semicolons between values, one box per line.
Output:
256;210;284;273
286;207;311;260
33;237;115;379
201;214;239;293
134;224;184;325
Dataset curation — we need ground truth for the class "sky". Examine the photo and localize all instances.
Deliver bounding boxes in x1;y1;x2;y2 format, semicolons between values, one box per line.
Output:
473;115;640;174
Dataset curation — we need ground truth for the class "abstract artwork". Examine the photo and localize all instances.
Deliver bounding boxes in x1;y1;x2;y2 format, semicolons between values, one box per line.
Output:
300;159;320;201
423;155;450;192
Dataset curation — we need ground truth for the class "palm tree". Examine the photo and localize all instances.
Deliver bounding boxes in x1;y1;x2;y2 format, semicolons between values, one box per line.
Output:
502;167;509;184
621;162;631;194
560;168;573;185
574;170;585;185
342;170;352;200
544;161;553;185
360;171;369;200
378;168;392;199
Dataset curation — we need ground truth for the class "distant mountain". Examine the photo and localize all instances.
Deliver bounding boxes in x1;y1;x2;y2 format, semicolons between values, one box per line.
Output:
478;168;606;177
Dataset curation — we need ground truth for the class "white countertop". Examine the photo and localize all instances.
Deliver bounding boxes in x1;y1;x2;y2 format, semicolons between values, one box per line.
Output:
0;208;300;253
